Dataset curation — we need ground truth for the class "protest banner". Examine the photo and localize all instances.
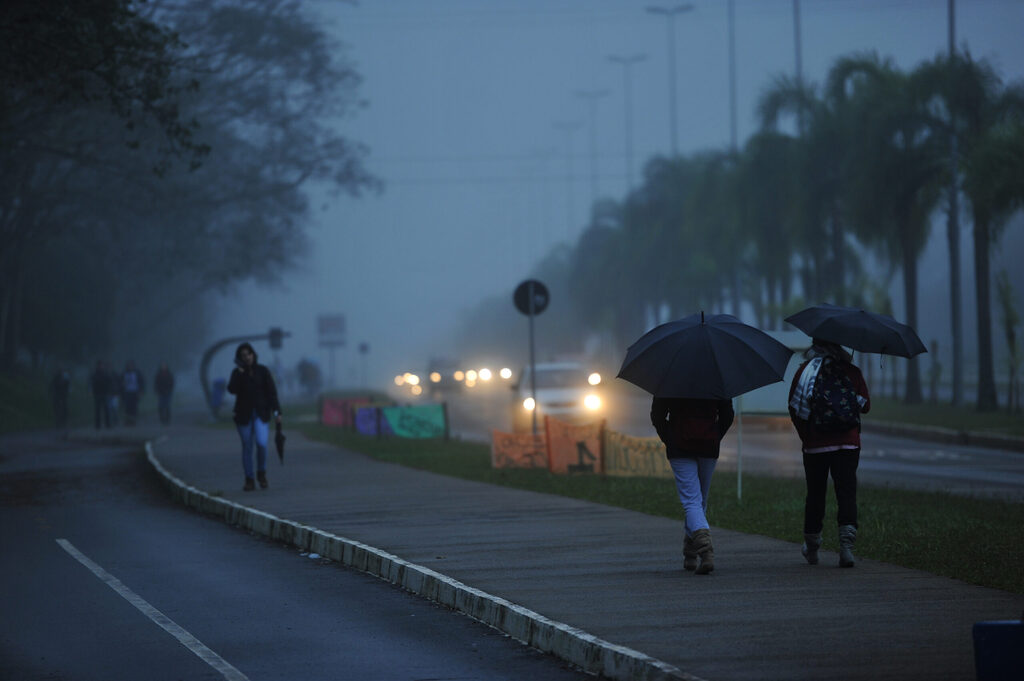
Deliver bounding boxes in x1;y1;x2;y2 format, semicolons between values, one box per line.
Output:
490;429;547;469
545;416;604;474
603;430;672;478
380;403;448;439
320;396;370;427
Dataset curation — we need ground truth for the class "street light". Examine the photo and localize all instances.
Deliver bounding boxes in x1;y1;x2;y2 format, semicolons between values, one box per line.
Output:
575;89;609;209
553;120;582;244
608;53;647;191
646;3;693;156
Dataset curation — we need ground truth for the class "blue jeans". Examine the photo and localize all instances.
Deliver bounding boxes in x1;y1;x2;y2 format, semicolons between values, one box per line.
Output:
670;457;717;536
237;412;269;479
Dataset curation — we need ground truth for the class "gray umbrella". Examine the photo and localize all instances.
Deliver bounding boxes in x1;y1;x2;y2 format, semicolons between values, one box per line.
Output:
784;303;927;358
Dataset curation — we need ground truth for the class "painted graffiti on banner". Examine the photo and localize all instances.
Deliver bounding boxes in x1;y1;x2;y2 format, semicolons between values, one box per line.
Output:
490;429;547;468
545;416;604;474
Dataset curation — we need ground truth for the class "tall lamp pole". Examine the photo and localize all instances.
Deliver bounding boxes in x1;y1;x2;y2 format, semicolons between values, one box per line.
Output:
553;120;582;244
575;89;609;209
646;4;693;156
608;54;647;191
947;0;963;405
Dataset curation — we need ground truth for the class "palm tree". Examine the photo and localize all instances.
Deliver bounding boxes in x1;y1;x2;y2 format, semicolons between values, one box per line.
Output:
917;52;1024;410
828;53;947;403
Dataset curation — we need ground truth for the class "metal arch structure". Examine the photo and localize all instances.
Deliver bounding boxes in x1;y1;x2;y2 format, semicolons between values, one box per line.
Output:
199;330;290;419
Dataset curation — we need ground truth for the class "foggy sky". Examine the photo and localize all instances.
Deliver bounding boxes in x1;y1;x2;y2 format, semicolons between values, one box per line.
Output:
211;0;1024;390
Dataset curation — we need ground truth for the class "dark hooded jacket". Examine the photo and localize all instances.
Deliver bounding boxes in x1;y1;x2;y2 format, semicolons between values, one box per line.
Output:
227;347;281;425
650;397;734;459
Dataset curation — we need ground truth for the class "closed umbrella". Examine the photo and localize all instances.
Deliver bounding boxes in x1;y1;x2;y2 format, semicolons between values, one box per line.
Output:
275;421;286;464
784;303;926;358
617;312;794;399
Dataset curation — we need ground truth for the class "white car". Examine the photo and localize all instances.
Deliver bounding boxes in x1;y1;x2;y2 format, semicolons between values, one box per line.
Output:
511;361;604;432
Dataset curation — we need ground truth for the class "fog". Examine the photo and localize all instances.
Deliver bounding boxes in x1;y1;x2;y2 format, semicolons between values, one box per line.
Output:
210;0;1024;390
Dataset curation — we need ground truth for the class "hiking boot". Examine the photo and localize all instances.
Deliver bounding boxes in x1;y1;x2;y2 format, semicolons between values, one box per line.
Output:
257;471;268;489
243;477;255;491
838;524;857;567
692;529;714;575
802;532;822;565
682;535;698;571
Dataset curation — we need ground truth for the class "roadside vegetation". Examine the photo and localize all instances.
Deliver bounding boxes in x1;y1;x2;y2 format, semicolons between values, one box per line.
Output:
295;401;1023;595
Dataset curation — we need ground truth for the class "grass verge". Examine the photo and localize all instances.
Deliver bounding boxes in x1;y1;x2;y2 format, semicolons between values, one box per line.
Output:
298;422;1024;595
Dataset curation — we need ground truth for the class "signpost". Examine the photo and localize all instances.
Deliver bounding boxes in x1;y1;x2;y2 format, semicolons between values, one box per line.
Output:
317;314;346;388
513;279;550;434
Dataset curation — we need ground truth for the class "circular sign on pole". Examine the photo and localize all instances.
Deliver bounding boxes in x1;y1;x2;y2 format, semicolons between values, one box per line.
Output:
513;279;550;316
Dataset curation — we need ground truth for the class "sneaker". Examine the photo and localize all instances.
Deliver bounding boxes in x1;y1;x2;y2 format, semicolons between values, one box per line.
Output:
243;478;255;491
257;471;268;489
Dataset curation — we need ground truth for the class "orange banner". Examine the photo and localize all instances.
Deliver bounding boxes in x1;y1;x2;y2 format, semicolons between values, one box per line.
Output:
490;429;548;469
603;430;672;478
545;416;604;474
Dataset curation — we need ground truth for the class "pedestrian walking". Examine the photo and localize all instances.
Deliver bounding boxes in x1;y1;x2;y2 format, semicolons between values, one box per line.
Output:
227;342;282;491
90;360;112;429
787;338;871;567
650;397;734;574
50;367;71;428
121;360;145;426
154;363;175;425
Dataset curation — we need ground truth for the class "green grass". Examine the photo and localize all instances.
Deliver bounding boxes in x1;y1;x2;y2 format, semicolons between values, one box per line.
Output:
298;421;1024;595
866;397;1024;437
0;371;93;434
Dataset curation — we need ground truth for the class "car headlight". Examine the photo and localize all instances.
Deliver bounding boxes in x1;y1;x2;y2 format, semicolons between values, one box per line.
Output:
523;397;536;411
584;394;601;410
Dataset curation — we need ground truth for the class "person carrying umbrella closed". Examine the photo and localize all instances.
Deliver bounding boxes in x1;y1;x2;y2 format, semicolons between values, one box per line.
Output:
651;397;734;574
618;312;793;575
787;338;870;567
228;342;282;491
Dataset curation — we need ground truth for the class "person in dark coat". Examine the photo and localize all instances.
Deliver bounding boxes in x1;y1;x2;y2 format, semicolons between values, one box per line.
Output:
227;342;282;491
651;396;734;574
50;367;71;428
90;360;112;429
788;338;871;567
121;360;145;426
154;363;175;425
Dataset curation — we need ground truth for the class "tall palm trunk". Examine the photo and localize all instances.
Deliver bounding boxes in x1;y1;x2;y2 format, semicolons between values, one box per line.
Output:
973;211;999;410
900;218;923;403
830;202;845;304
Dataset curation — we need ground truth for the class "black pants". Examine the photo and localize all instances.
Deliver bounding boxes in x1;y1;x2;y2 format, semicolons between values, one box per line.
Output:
94;396;111;429
802;449;859;534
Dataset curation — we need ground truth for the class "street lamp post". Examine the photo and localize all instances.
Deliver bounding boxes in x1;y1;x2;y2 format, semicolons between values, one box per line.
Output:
575;89;609;209
646;3;693;156
608;54;647;191
553;120;582;244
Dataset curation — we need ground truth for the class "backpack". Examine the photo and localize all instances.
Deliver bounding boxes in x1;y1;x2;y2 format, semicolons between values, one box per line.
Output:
808;358;861;432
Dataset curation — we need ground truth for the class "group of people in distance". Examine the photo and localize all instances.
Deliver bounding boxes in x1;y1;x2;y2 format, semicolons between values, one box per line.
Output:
652;338;869;574
87;360;176;428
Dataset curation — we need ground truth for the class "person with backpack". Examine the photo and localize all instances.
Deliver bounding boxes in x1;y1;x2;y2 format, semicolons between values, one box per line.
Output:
788;338;870;567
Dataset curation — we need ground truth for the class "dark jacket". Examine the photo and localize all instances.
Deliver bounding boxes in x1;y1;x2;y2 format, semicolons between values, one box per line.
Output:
154;368;175;396
227;363;281;425
651;397;734;459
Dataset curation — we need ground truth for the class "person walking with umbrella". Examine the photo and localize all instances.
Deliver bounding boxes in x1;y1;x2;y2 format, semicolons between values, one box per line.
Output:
785;304;924;568
228;342;282;491
787;338;870;567
618;312;793;575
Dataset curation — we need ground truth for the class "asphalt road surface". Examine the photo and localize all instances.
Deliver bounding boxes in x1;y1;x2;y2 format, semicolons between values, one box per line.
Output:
0;431;593;681
442;385;1024;500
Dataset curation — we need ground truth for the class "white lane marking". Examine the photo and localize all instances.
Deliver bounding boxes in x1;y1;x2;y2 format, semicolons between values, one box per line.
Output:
56;538;249;681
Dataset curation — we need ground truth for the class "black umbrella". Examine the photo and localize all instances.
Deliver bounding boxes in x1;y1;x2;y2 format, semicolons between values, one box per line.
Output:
617;312;794;399
784;303;927;358
275;421;286;464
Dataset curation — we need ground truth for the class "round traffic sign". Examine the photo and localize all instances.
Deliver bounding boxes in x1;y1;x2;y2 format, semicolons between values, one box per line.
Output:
513;279;550;316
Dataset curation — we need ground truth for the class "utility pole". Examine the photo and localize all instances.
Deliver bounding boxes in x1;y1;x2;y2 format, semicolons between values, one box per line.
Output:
553;120;582;245
728;0;737;153
575;89;609;209
947;0;963;406
646;4;693;156
608;53;647;192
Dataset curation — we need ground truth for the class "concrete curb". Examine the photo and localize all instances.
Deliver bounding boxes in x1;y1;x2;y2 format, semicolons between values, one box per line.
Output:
144;442;701;681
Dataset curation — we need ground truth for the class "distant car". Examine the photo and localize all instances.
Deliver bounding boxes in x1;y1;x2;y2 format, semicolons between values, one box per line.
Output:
511;361;604;432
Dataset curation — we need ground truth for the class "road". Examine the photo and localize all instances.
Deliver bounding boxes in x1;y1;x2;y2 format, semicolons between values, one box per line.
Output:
441;385;1024;500
0;431;594;681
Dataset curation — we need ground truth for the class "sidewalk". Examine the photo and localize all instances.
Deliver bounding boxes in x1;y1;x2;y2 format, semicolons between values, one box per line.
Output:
78;425;1022;681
